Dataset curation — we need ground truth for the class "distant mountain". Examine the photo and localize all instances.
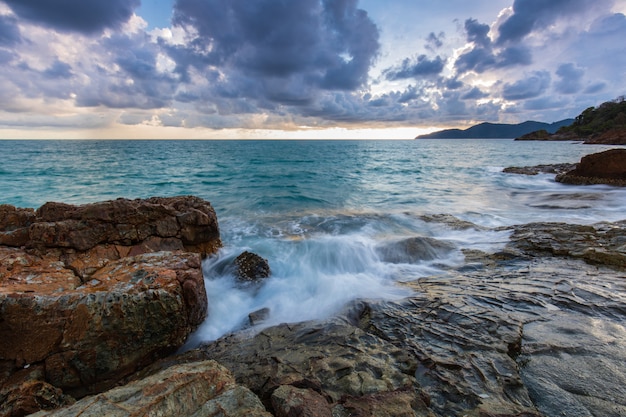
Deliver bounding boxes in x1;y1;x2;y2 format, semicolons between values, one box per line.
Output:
415;119;574;139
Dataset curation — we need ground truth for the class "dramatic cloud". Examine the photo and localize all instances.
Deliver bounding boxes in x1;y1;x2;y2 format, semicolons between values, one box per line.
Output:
171;0;380;102
3;0;140;34
384;55;445;80
42;59;73;79
455;18;532;74
502;70;551;100
461;87;488;100
555;63;584;94
0;14;20;45
496;0;602;44
0;0;624;136
425;31;445;51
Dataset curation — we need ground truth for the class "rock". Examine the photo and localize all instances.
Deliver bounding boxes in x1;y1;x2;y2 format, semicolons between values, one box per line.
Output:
503;163;577;176
556;149;626;186
419;214;486;230
0;251;207;399
376;237;455;263
271;385;333;417
248;307;271;326
125;219;625;417
0;196;222;414
29;360;272;417
0;380;74;417
584;127;626;145
195;319;425;414
508;220;626;269
234;251;271;282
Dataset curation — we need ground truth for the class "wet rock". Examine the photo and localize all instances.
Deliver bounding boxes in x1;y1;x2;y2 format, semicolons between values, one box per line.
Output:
418;214;485;230
196;319;423;413
248;307;271;326
508;220;626;269
556;149;626;186
271;385;332;417
131;219;625;417
520;313;626;417
376;236;456;264
29;360;272;417
234;251;271;282
503;163;577;176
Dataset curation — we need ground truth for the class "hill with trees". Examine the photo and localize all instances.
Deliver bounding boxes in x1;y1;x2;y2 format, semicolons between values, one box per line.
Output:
517;96;626;144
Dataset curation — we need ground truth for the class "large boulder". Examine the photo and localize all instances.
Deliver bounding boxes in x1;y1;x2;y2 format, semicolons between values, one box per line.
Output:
29;360;272;417
556;149;626;186
0;196;221;416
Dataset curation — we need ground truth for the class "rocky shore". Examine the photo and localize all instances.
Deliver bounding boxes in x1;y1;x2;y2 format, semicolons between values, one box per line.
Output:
2;196;625;416
504;148;626;187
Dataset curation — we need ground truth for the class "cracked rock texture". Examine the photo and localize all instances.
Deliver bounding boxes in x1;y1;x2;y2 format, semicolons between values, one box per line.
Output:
0;197;221;416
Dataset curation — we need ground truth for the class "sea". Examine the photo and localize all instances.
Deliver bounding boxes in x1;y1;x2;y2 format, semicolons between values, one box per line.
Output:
1;139;624;344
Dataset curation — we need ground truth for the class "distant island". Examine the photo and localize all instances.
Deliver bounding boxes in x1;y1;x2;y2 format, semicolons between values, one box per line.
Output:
415;119;574;139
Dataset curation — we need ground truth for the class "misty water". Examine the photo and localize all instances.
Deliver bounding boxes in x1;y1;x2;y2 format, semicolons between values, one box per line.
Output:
1;139;624;343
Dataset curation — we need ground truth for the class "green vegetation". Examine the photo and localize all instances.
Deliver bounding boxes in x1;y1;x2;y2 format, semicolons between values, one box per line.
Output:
558;96;626;137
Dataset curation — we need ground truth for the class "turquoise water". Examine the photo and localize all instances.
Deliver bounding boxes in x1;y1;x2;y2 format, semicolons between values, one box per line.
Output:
1;139;624;342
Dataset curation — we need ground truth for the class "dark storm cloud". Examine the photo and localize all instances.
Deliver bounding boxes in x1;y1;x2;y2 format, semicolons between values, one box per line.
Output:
496;0;598;44
454;18;532;74
42;59;73;79
502;71;551;100
74;32;179;109
461;87;488;100
584;82;606;94
465;18;490;46
3;0;140;34
0;14;21;45
555;63;584;94
171;0;380;100
384;55;445;80
425;31;445;52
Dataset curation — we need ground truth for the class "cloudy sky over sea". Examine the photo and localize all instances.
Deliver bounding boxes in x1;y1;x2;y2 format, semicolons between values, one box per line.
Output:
0;0;625;139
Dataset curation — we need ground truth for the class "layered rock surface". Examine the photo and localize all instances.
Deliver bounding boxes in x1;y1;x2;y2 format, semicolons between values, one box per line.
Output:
2;195;625;417
0;196;221;416
124;218;625;417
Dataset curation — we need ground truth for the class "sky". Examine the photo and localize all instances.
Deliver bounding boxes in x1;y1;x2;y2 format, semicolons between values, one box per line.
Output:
0;0;625;139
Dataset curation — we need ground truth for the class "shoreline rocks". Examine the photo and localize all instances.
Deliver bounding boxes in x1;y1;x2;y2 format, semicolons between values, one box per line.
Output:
504;149;626;187
0;196;221;416
2;196;626;417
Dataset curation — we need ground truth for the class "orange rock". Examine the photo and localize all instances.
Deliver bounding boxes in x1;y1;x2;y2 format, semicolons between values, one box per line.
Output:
0;197;221;415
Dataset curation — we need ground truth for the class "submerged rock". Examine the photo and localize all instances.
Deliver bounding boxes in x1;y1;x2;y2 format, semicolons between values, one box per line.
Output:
376;236;455;263
503;163;577;176
0;196;221;416
556;149;626;186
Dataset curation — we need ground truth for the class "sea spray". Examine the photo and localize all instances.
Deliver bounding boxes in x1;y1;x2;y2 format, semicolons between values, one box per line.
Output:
184;211;513;345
